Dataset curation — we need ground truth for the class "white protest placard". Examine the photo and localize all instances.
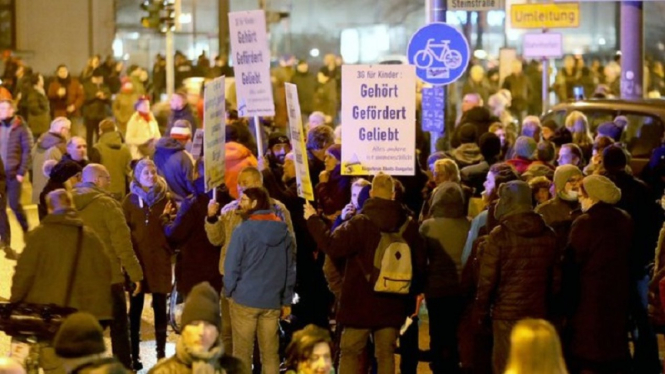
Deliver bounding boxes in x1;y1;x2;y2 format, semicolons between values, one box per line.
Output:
341;65;416;176
203;76;226;192
523;33;563;58
284;83;314;201
228;10;275;118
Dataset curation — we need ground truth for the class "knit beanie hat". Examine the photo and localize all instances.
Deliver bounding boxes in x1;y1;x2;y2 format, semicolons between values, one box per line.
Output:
494;180;533;221
479;132;501;161
514;136;537;160
458;123;478;144
133;158;155;183
49;160;83;184
597;122;623;142
326;144;341;161
53;312;105;358
582;174;621;204
602;144;628;172
553;164;583;193
181;282;222;330
268;132;290;149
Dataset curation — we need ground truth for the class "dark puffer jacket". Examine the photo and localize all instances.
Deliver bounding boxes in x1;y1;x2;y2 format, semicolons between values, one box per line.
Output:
475;211;559;321
307;198;427;329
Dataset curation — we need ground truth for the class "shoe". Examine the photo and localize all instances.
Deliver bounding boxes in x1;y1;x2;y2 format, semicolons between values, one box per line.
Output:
132;360;143;371
3;246;18;260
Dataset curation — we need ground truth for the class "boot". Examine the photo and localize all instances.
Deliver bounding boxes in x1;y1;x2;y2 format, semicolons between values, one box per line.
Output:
130;322;142;370
156;329;167;360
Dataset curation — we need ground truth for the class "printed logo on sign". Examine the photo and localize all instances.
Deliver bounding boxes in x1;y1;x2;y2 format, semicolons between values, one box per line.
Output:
407;23;470;86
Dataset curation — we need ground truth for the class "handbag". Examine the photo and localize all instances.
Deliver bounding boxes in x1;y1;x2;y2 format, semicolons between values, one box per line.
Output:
0;227;83;340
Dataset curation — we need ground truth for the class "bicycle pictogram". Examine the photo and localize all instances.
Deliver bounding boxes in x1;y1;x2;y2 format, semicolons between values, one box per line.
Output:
413;39;463;70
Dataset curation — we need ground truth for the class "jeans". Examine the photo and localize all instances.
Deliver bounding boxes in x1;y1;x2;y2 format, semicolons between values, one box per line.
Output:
109;283;132;369
129;292;167;360
221;292;233;355
492;319;517;374
4;177;28;241
339;326;398;374
427;295;463;373
229;299;280;374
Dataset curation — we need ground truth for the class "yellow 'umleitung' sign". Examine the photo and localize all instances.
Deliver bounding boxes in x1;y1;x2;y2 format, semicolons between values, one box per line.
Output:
510;2;580;29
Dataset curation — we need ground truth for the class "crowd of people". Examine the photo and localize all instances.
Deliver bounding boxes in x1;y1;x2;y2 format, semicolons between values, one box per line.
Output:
1;48;665;374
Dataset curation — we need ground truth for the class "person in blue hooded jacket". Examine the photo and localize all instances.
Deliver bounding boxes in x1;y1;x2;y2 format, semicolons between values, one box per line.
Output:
224;186;296;374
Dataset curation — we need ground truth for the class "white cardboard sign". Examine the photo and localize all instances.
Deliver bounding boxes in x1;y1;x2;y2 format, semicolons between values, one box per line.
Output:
341;64;416;176
228;10;275;117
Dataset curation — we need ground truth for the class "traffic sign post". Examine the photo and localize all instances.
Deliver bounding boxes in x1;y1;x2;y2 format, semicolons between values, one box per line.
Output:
408;20;470;152
407;23;470;86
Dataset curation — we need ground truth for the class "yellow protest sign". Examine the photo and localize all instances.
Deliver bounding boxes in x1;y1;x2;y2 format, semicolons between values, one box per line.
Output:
510;2;580;29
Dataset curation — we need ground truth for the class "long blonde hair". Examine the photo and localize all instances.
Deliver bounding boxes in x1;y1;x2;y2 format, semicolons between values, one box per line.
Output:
504;319;568;374
565;111;593;149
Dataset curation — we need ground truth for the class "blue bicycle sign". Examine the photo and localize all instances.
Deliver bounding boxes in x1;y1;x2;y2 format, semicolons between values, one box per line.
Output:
414;39;463;69
407;23;470;85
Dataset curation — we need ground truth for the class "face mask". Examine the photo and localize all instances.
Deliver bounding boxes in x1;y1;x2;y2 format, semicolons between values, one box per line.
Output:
560;190;578;202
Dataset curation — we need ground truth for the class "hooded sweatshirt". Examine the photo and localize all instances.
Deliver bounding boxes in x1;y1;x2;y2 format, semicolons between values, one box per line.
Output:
31;131;66;204
420;182;471;298
223;210;296;310
225;141;258;199
153;137;194;201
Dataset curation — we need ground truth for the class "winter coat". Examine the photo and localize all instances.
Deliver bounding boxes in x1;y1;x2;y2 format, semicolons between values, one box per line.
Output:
224;142;258;199
605;170;661;276
149;339;242;374
313;79;338;118
47;76;84;118
474;211;559;321
224;210;296;310
420;183;471;298
112;91;140;127
315;166;351;216
70;357;131;374
81;81;111;120
535;197;580;255
448;143;484;169
10;210;113;320
563;202;632;364
25;87;51;136
292;71;317;114
126;112;161;160
154;137;194;201
122;181;174;294
94;131;132;200
205;197;294;276
166;105;198;135
307;197;427;328
0;115;33;178
163;181;222;296
73;182;144;285
31;132;66;204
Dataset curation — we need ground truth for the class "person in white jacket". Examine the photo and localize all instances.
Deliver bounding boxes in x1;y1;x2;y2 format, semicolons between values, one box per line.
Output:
125;97;160;160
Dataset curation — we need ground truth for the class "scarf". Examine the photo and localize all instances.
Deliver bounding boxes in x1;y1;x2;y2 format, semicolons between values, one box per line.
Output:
130;177;167;207
138;111;152;123
175;338;224;374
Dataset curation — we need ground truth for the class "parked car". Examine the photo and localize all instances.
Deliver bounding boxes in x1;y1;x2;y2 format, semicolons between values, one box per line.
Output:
541;98;665;175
